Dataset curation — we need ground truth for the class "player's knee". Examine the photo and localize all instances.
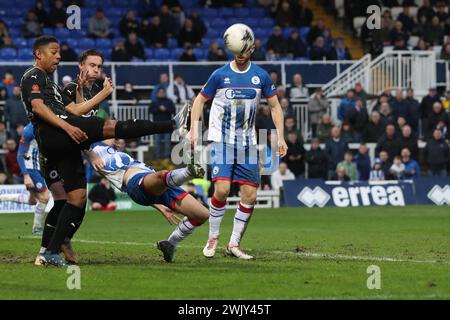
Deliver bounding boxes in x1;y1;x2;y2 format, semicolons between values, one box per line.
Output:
39;191;50;204
67;191;87;208
241;192;257;205
214;187;230;201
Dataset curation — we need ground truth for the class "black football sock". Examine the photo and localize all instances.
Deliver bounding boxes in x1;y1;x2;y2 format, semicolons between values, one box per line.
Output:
41;200;66;249
46;203;85;254
114;120;175;139
65;206;86;241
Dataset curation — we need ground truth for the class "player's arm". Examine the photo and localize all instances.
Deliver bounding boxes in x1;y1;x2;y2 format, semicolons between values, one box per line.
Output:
188;71;218;145
65;78;114;116
83;149;104;172
267;95;288;158
31;99;88;144
17;131;34;189
188;93;209;145
152;204;183;225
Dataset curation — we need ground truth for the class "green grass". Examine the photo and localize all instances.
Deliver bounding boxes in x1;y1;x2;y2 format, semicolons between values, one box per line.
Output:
1;205;450;299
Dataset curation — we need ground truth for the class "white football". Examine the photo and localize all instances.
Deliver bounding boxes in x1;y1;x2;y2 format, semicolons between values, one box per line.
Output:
223;23;255;55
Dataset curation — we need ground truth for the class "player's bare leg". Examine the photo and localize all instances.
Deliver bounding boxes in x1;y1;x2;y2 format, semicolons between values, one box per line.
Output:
157;194;209;262
203;180;230;258
227;184;257;260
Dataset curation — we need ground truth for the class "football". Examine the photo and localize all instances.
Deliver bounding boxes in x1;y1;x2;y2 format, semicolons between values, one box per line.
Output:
223;23;255;55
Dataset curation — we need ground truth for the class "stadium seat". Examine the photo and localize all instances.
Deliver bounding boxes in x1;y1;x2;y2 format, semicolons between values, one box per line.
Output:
106;8;124;18
96;38;112;48
54;28;70;38
69;30;87;39
66;38;79;48
43;28;54;35
78;38;95;48
259;17;274;28
206;28;222;39
15;38;28;48
8;9;23;17
246;18;259;29
283;27;294;38
144;48;153;59
211;18;227;29
219;8;234;17
0;48;17;58
202;8;218;18
300;26;310;39
193;48;205;59
252;8;266;17
234;8;250;18
153;48;170;60
130;57;145;62
253;28;267;39
171;48;184;60
18;48;33;60
167;38;178;49
8;29;20;38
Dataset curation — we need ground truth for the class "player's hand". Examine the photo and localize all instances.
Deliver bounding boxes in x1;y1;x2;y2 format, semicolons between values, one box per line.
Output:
158;205;183;225
186;130;197;145
103;77;114;95
24;175;34;190
278;139;288;158
64;124;88;144
76;69;89;88
91;157;105;172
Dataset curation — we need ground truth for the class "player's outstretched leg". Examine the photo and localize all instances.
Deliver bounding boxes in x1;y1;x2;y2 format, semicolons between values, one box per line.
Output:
158;194;209;262
227;184;257;260
32;190;50;235
203;180;230;258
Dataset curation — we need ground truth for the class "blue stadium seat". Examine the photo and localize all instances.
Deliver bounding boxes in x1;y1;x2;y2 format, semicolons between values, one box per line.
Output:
202;8;218;18
206;28;222;39
43;28;54;35
167;38;178;49
144;48;153;59
70;30;87;39
18;48;33;60
253;8;266;17
283;27;294;38
193;48;205;59
96;38;112;48
211;18;227;29
202;38;212;48
246;18;259;29
171;48;183;60
106;8;124;18
15;38;28;48
0;48;17;58
8;29;20;38
54;28;70;38
8;9;23;17
26;38;35;47
259;17;274;28
153;48;170;60
234;8;250;18
254;28;269;39
66;38;79;48
300;27;310;39
78;38;95;48
130;57;145;62
219;8;234;17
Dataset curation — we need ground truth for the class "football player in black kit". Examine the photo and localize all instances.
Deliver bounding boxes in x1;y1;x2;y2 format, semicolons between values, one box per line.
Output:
21;36;189;267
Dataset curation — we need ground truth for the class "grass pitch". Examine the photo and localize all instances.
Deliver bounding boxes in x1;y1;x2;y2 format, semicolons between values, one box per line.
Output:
0;205;450;300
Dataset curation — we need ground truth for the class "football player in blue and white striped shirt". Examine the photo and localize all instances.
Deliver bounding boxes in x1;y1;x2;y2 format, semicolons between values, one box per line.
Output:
0;123;50;234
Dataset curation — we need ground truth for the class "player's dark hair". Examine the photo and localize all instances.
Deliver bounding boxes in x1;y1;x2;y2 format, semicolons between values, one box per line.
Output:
32;35;58;56
78;49;104;64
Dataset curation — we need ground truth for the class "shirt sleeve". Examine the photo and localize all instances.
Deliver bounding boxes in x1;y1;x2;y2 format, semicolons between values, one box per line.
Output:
16;127;33;176
200;70;219;99
62;82;77;103
61;89;75;107
21;70;46;102
261;71;277;98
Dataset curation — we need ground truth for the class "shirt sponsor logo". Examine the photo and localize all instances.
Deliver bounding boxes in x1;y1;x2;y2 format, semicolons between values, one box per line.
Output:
224;88;256;100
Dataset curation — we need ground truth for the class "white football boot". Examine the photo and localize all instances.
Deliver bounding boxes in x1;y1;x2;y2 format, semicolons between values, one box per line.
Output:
203;237;219;258
226;244;254;260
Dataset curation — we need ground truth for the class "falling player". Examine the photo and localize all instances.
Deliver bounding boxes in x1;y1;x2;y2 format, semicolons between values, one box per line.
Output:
83;138;208;263
188;26;288;260
0;122;49;234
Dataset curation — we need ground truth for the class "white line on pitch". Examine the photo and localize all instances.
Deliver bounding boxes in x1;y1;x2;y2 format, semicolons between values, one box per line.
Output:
17;236;450;265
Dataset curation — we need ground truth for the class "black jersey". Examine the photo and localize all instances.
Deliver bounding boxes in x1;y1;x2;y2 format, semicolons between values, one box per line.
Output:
20;66;73;125
62;79;103;117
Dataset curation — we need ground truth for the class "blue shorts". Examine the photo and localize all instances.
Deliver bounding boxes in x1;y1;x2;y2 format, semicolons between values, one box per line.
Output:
210;142;260;186
126;172;188;209
28;169;47;193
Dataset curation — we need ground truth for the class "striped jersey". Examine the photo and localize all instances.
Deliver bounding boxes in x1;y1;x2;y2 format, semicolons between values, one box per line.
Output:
17;123;40;173
90;142;154;191
200;62;276;146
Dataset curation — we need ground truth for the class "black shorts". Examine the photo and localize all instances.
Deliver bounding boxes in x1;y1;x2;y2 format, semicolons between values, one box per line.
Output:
35;115;104;193
40;152;86;193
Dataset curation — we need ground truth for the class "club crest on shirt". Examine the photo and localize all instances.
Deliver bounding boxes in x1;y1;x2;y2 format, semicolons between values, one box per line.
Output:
213;166;219;175
251;76;260;85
